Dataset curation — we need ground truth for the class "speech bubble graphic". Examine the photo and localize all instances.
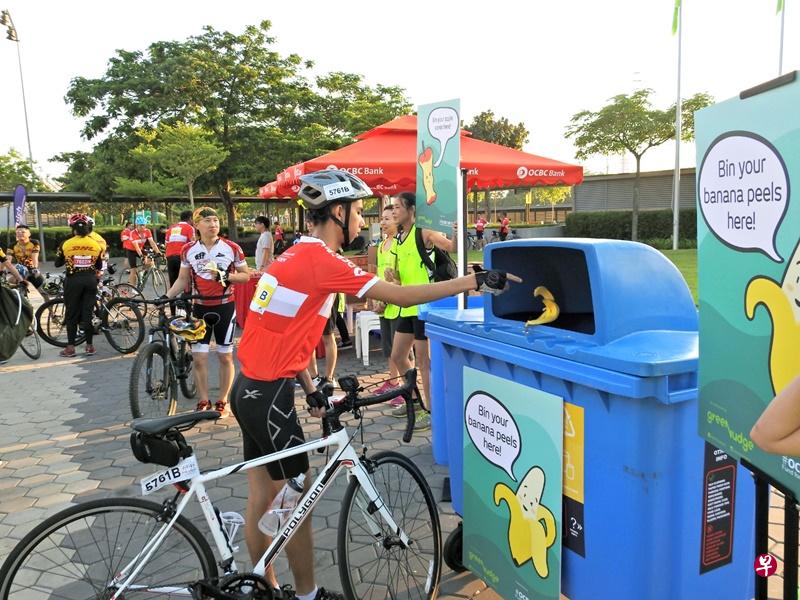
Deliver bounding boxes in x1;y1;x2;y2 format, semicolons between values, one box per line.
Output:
465;391;521;480
427;106;459;168
698;132;790;262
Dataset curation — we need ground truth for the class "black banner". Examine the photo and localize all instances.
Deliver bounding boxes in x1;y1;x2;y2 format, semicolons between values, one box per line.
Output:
699;442;737;574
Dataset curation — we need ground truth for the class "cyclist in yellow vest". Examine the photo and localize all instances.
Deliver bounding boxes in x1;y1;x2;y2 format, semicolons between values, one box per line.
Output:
387;191;457;430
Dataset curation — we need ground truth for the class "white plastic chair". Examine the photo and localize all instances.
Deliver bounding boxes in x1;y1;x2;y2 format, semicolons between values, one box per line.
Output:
354;310;382;366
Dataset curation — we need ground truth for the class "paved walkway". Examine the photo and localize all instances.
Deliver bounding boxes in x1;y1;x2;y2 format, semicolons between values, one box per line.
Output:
0;313;499;599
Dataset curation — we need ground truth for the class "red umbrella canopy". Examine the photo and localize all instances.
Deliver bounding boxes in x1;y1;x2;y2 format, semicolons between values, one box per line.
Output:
277;115;582;194
258;179;299;199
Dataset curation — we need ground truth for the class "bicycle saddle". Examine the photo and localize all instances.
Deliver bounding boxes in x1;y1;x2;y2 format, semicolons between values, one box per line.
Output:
131;410;221;435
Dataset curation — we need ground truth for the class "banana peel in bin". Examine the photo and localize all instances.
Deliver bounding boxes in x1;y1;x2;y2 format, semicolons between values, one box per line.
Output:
525;286;559;327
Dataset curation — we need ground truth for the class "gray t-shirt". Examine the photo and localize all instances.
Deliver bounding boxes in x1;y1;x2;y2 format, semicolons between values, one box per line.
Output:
255;230;273;270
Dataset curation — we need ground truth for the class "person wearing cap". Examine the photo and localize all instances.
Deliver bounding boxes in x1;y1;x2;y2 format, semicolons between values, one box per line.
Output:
163;206;250;415
230;169;519;600
127;216;161;287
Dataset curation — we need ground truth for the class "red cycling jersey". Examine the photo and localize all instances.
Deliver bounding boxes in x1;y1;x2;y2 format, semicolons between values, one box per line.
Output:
121;228;134;251
129;228;153;252
165;221;195;257
180;238;246;306
238;237;378;381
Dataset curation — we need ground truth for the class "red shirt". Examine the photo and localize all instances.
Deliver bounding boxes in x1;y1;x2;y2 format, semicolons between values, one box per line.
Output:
129;227;153;251
500;217;510;234
121;228;134;251
180;238;246;306
274;226;284;241
475;218;487;232
165;221;195;257
238;237;378;381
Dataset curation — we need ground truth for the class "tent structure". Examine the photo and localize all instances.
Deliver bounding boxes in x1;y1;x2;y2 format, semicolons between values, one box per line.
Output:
260;115;583;198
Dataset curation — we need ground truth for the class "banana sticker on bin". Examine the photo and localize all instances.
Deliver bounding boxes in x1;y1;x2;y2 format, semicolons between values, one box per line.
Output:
745;239;800;394
418;146;437;205
493;466;557;578
525;286;560;327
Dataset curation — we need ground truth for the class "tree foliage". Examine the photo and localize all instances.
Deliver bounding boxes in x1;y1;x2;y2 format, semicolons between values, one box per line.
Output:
466;110;529;150
61;21;412;239
565;88;712;240
0;148;38;191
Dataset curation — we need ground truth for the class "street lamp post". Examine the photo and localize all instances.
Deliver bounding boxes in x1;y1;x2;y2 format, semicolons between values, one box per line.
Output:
1;9;46;260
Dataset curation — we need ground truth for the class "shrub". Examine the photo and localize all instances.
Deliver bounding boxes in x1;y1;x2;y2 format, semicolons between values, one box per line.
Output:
565;209;697;242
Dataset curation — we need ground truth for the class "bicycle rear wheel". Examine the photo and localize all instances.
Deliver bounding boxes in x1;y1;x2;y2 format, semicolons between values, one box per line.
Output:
130;342;177;418
18;323;41;359
0;497;217;599
113;282;145;300
103;297;145;353
151;267;168;296
35;297;86;348
338;450;442;600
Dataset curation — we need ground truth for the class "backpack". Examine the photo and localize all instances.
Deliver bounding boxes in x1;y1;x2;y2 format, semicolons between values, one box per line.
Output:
0;285;33;361
415;227;457;282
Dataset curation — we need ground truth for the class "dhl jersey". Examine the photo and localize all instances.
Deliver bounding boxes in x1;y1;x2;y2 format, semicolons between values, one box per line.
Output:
55;235;104;275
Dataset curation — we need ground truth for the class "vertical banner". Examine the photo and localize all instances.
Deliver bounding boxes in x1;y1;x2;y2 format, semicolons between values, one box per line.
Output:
562;402;585;557
13;184;27;226
463;367;562;600
699;442;737;573
416;99;460;234
696;76;800;496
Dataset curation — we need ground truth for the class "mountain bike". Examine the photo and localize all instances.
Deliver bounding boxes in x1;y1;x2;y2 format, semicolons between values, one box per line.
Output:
35;285;145;353
0;369;442;600
128;296;202;419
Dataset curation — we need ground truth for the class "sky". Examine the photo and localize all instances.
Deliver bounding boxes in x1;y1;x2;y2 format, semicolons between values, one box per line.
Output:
0;0;796;183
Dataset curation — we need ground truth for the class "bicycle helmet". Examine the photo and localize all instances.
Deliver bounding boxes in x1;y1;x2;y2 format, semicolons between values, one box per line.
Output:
68;213;90;227
135;216;147;225
168;317;207;342
297;169;371;250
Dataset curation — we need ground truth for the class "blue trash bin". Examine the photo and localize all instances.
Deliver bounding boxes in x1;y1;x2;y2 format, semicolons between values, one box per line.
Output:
421;295;483;466
425;239;755;600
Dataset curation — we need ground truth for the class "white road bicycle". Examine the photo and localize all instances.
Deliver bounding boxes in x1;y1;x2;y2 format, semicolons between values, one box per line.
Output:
0;369;442;600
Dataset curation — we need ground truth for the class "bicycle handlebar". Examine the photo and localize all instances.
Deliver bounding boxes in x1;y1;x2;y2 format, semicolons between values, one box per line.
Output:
125;293;230;307
323;368;419;443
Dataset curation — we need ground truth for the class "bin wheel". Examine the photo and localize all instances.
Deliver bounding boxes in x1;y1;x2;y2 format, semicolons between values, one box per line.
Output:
443;522;466;572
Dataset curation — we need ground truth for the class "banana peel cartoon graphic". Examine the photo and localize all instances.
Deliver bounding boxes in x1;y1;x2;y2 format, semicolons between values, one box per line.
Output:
418;147;437;205
494;467;556;578
745;240;800;394
526;286;560;327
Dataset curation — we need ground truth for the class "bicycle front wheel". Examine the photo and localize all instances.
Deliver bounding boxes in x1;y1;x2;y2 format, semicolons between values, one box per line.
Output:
338;450;442;600
35;297;86;348
18;323;41;360
0;497;217;599
178;341;197;399
103;297;145;353
151;267;168;296
131;342;177;418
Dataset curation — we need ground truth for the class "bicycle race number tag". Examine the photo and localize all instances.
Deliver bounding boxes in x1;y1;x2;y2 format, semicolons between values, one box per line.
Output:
140;455;200;496
250;272;279;314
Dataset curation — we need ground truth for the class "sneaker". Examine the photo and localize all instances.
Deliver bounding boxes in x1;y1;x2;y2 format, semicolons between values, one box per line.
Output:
85;344;96;356
337;340;353;350
311;376;325;388
214;400;228;416
414;410;431;431
59;346;77;358
391;402;409;417
389;395;405;407
196;400;212;411
313;588;345;600
374;381;398;395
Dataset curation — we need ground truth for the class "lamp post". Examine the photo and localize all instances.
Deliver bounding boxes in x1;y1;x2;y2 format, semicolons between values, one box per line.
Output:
1;9;46;260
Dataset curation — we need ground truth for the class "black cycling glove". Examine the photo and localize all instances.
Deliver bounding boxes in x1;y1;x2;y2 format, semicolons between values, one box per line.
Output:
306;390;327;411
472;264;510;295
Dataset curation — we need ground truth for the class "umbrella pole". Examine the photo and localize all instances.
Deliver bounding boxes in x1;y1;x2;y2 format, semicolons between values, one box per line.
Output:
460;169;468;310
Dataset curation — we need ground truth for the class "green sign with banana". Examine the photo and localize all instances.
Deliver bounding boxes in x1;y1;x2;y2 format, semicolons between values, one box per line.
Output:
463;367;562;600
696;76;800;495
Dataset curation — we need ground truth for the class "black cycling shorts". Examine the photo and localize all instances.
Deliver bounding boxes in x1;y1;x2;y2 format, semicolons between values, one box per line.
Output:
392;315;427;341
230;374;308;480
193;302;236;350
126;249;142;268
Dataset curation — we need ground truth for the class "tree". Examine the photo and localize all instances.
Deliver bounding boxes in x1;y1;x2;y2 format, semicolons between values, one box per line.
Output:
566;88;712;241
155;123;228;210
64;21;412;240
534;186;572;223
466;110;529;150
0;148;38;191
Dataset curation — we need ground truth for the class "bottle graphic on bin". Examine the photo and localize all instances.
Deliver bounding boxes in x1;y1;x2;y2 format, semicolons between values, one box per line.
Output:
258;474;306;536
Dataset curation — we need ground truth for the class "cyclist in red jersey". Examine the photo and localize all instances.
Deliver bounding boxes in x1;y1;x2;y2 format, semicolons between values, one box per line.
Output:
231;170;520;600
164;207;250;415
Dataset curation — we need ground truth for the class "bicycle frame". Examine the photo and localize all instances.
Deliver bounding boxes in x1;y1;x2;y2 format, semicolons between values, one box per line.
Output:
110;425;404;597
